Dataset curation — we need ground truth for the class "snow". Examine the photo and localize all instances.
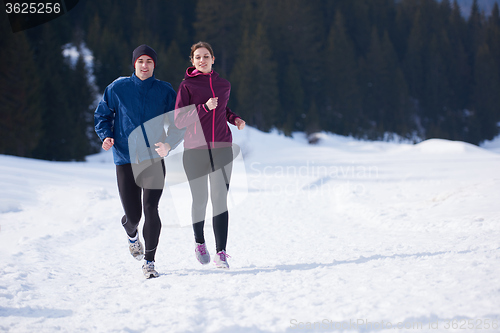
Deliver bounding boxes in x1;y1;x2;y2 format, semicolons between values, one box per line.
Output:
62;42;95;70
62;42;101;107
1;127;500;332
481;134;500;154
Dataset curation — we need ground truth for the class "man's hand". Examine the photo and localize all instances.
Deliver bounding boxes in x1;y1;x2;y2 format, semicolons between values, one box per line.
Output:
102;137;114;151
155;142;171;157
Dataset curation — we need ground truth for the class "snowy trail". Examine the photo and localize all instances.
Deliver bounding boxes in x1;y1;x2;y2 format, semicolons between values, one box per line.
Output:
1;128;500;332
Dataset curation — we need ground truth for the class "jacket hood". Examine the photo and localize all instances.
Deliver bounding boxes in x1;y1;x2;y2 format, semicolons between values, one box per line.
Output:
184;67;217;80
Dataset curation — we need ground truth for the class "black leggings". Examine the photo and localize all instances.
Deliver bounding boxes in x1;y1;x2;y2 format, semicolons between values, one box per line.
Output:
183;147;233;252
116;161;164;262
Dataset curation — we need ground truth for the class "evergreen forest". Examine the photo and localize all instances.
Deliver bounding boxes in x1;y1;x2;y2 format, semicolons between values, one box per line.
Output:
1;0;500;161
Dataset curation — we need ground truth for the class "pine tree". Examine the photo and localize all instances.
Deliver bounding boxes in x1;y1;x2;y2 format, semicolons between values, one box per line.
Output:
369;0;397;40
131;0;149;48
231;23;279;131
87;12;129;92
404;6;426;102
263;0;324;111
469;43;500;143
324;10;362;136
161;40;190;91
447;0;471;113
194;0;242;76
172;16;192;53
343;0;372;57
0;22;43;157
362;27;410;138
394;0;418;61
31;23;76;160
305;99;320;136
486;3;500;91
468;0;484;53
281;58;305;135
439;0;453;20
424;33;452;139
490;2;500;27
230;29;252;122
363;27;387;137
70;53;96;160
380;30;411;136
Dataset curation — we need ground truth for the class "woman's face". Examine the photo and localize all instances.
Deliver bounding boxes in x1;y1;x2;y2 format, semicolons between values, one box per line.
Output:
135;55;155;80
192;47;214;73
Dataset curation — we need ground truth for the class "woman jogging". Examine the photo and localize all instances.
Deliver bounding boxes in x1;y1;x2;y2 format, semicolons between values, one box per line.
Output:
94;44;184;278
175;41;245;269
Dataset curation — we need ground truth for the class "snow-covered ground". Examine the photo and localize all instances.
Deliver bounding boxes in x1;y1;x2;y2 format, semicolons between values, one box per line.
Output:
1;128;500;333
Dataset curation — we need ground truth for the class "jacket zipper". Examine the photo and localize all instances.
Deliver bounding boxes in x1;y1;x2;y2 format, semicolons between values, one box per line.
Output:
209;73;215;146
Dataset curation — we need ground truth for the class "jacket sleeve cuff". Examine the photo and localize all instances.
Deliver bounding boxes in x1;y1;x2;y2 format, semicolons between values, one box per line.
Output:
229;115;240;125
97;130;113;142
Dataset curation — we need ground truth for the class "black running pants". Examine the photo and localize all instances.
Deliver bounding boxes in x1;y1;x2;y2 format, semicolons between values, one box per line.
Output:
116;161;164;262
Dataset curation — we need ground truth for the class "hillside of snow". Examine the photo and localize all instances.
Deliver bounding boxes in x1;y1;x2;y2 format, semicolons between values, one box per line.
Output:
1;128;500;332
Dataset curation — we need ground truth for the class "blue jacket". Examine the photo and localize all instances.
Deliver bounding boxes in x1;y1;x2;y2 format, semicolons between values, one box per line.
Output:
94;73;185;165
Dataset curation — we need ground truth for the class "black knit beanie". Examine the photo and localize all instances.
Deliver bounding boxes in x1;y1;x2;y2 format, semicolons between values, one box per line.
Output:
132;44;157;68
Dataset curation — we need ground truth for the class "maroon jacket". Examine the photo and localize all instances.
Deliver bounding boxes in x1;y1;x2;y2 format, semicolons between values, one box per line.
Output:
175;67;241;149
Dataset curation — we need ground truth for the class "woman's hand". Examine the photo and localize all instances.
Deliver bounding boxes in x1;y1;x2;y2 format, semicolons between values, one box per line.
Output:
155;142;171;157
235;118;246;130
206;97;218;110
102;137;114;151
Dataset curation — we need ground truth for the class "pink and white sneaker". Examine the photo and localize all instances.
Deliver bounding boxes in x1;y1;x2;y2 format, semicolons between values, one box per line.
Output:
195;242;210;265
214;250;231;269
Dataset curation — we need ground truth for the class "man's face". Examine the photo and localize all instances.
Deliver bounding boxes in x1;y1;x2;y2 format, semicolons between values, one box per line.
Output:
135;55;154;80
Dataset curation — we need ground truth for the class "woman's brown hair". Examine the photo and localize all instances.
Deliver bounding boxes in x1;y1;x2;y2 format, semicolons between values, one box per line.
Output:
190;41;214;61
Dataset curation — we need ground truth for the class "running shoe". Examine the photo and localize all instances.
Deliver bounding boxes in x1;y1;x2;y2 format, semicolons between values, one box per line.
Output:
214;250;231;269
195;242;210;265
128;233;144;261
142;260;159;279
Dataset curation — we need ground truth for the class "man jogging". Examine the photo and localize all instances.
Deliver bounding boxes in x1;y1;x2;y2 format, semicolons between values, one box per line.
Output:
94;44;184;278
